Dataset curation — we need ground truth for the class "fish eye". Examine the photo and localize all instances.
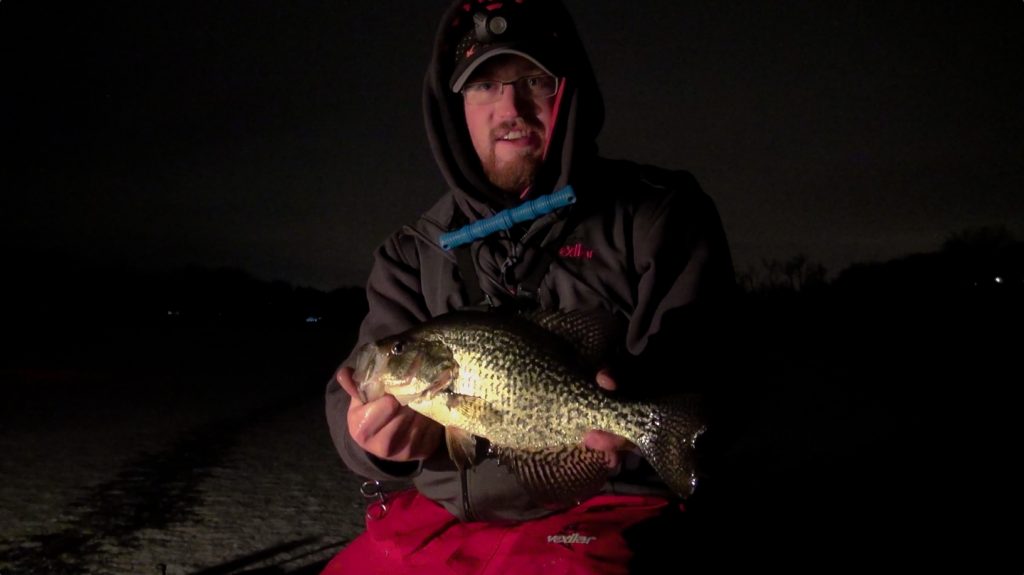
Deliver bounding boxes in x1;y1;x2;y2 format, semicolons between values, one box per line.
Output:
391;341;405;355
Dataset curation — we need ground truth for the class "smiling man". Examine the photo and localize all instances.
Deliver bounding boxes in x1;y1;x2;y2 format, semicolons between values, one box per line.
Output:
460;54;556;194
323;1;735;573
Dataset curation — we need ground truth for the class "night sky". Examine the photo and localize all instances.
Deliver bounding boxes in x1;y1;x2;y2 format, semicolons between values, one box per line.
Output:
4;1;1023;291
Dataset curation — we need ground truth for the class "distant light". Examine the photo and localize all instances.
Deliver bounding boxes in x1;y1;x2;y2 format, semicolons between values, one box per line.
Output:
166;310;180;316
305;316;322;323
994;276;1003;284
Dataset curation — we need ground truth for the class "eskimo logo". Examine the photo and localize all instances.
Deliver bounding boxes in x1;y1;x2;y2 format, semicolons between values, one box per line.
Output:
547;532;597;545
558;242;594;260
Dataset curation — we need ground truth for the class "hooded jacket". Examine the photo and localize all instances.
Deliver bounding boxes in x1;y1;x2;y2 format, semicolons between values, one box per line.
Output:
326;0;735;522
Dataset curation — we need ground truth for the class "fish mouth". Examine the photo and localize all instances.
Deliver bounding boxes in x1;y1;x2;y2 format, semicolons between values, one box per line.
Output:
352;339;456;404
353;343;383;403
352;343;433;405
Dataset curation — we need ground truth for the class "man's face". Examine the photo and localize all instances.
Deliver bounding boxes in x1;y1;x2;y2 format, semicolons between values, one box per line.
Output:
462;54;556;194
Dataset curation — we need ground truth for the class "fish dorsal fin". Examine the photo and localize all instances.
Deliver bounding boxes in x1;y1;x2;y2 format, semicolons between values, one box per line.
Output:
493;444;610;509
518;308;623;371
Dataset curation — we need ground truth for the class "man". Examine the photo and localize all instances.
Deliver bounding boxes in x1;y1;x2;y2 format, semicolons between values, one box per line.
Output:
323;1;734;572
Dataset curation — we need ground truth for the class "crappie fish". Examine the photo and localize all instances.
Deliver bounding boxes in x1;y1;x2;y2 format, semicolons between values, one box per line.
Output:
353;308;705;507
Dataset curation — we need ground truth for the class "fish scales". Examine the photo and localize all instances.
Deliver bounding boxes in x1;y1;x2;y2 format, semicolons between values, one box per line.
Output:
437;321;622;449
354;309;706;505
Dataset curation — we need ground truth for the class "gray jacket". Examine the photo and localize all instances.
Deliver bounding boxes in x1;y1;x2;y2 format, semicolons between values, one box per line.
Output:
324;0;735;522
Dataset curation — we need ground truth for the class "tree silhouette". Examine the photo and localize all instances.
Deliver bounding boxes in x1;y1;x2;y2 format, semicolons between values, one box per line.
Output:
941;225;1016;254
740;254;828;294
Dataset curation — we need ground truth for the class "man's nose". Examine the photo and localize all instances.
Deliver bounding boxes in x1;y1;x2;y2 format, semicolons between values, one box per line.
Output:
494;83;533;118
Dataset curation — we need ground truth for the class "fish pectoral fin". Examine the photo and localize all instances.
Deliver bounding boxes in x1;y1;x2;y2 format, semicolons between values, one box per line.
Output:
445;393;504;429
444;427;478;471
443;394;500;471
493;445;610;509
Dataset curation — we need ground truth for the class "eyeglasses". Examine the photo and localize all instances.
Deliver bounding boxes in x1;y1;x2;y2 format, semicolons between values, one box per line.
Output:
461;74;559;105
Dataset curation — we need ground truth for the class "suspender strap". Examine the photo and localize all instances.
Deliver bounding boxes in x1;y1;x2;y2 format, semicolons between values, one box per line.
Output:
449;210;487;307
454;242;486;307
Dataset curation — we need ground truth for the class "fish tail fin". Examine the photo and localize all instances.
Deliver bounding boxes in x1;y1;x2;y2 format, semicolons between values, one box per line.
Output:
637;395;707;498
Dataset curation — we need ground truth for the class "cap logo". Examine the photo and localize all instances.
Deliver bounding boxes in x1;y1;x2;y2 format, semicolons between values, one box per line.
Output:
488;16;508;35
473;12;508;43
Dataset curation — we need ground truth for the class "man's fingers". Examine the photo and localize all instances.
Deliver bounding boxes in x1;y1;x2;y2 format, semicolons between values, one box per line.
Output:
402;419;443;461
363;408;439;461
337;367;362;403
583;429;623;453
596;369;616;391
369;410;413;457
349;394;402;441
583;430;622;470
583;429;638;470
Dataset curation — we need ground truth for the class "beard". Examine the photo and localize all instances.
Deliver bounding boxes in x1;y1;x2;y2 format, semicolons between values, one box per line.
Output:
479;118;546;194
480;148;543;194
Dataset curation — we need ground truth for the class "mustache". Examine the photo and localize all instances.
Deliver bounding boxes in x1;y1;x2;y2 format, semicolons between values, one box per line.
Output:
490;119;543;139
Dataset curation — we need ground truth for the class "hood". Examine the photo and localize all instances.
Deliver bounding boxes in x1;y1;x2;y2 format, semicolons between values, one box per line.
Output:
423;0;605;215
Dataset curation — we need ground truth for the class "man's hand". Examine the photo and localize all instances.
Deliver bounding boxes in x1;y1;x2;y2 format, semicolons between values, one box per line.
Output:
583;369;639;471
337;366;444;462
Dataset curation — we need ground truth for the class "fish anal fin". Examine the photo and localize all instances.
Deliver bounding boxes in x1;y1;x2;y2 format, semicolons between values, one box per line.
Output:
494;444;610;508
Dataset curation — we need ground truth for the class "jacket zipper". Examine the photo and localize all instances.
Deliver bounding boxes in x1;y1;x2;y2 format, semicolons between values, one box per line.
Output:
500;211;564;296
460;468;477;521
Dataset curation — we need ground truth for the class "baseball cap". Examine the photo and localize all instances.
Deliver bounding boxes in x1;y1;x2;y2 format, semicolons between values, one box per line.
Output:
449;1;564;93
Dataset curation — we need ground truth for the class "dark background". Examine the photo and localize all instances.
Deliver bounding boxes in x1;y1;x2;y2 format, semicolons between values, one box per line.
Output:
3;0;1022;290
2;1;1021;572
